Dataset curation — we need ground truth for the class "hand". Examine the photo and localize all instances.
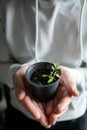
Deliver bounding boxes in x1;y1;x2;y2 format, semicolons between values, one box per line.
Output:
12;65;79;128
45;66;79;126
12;65;51;128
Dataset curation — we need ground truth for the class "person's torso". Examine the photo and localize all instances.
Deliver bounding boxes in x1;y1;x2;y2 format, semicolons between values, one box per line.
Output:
5;0;84;68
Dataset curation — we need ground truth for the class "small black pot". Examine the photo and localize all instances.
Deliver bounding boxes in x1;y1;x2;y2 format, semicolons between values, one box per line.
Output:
25;62;61;102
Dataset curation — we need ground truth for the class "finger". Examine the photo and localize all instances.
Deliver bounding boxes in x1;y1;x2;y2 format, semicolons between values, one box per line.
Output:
15;83;26;101
49;107;68;126
13;71;27;101
60;78;79;97
45;100;54;116
54;95;72;113
60;66;79;96
65;80;79;96
22;96;50;128
37;103;51;128
22;95;41;120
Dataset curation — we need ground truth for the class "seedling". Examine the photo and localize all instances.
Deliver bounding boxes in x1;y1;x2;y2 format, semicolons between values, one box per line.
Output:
42;61;61;83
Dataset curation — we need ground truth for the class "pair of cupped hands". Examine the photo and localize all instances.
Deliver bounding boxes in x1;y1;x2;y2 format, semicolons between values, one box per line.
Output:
13;65;79;129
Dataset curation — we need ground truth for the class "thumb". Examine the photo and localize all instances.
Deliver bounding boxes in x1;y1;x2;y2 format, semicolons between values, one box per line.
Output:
67;81;79;96
60;66;79;96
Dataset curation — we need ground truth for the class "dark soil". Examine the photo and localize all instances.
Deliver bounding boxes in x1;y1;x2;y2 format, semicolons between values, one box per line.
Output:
30;68;52;85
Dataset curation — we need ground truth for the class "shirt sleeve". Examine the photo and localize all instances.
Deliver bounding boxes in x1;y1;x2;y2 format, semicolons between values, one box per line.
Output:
0;3;21;88
0;3;36;88
67;0;87;93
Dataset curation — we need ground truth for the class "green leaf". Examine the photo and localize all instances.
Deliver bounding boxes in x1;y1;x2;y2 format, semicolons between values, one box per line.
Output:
42;74;48;77
56;74;61;78
52;66;55;70
42;61;61;84
48;77;54;83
